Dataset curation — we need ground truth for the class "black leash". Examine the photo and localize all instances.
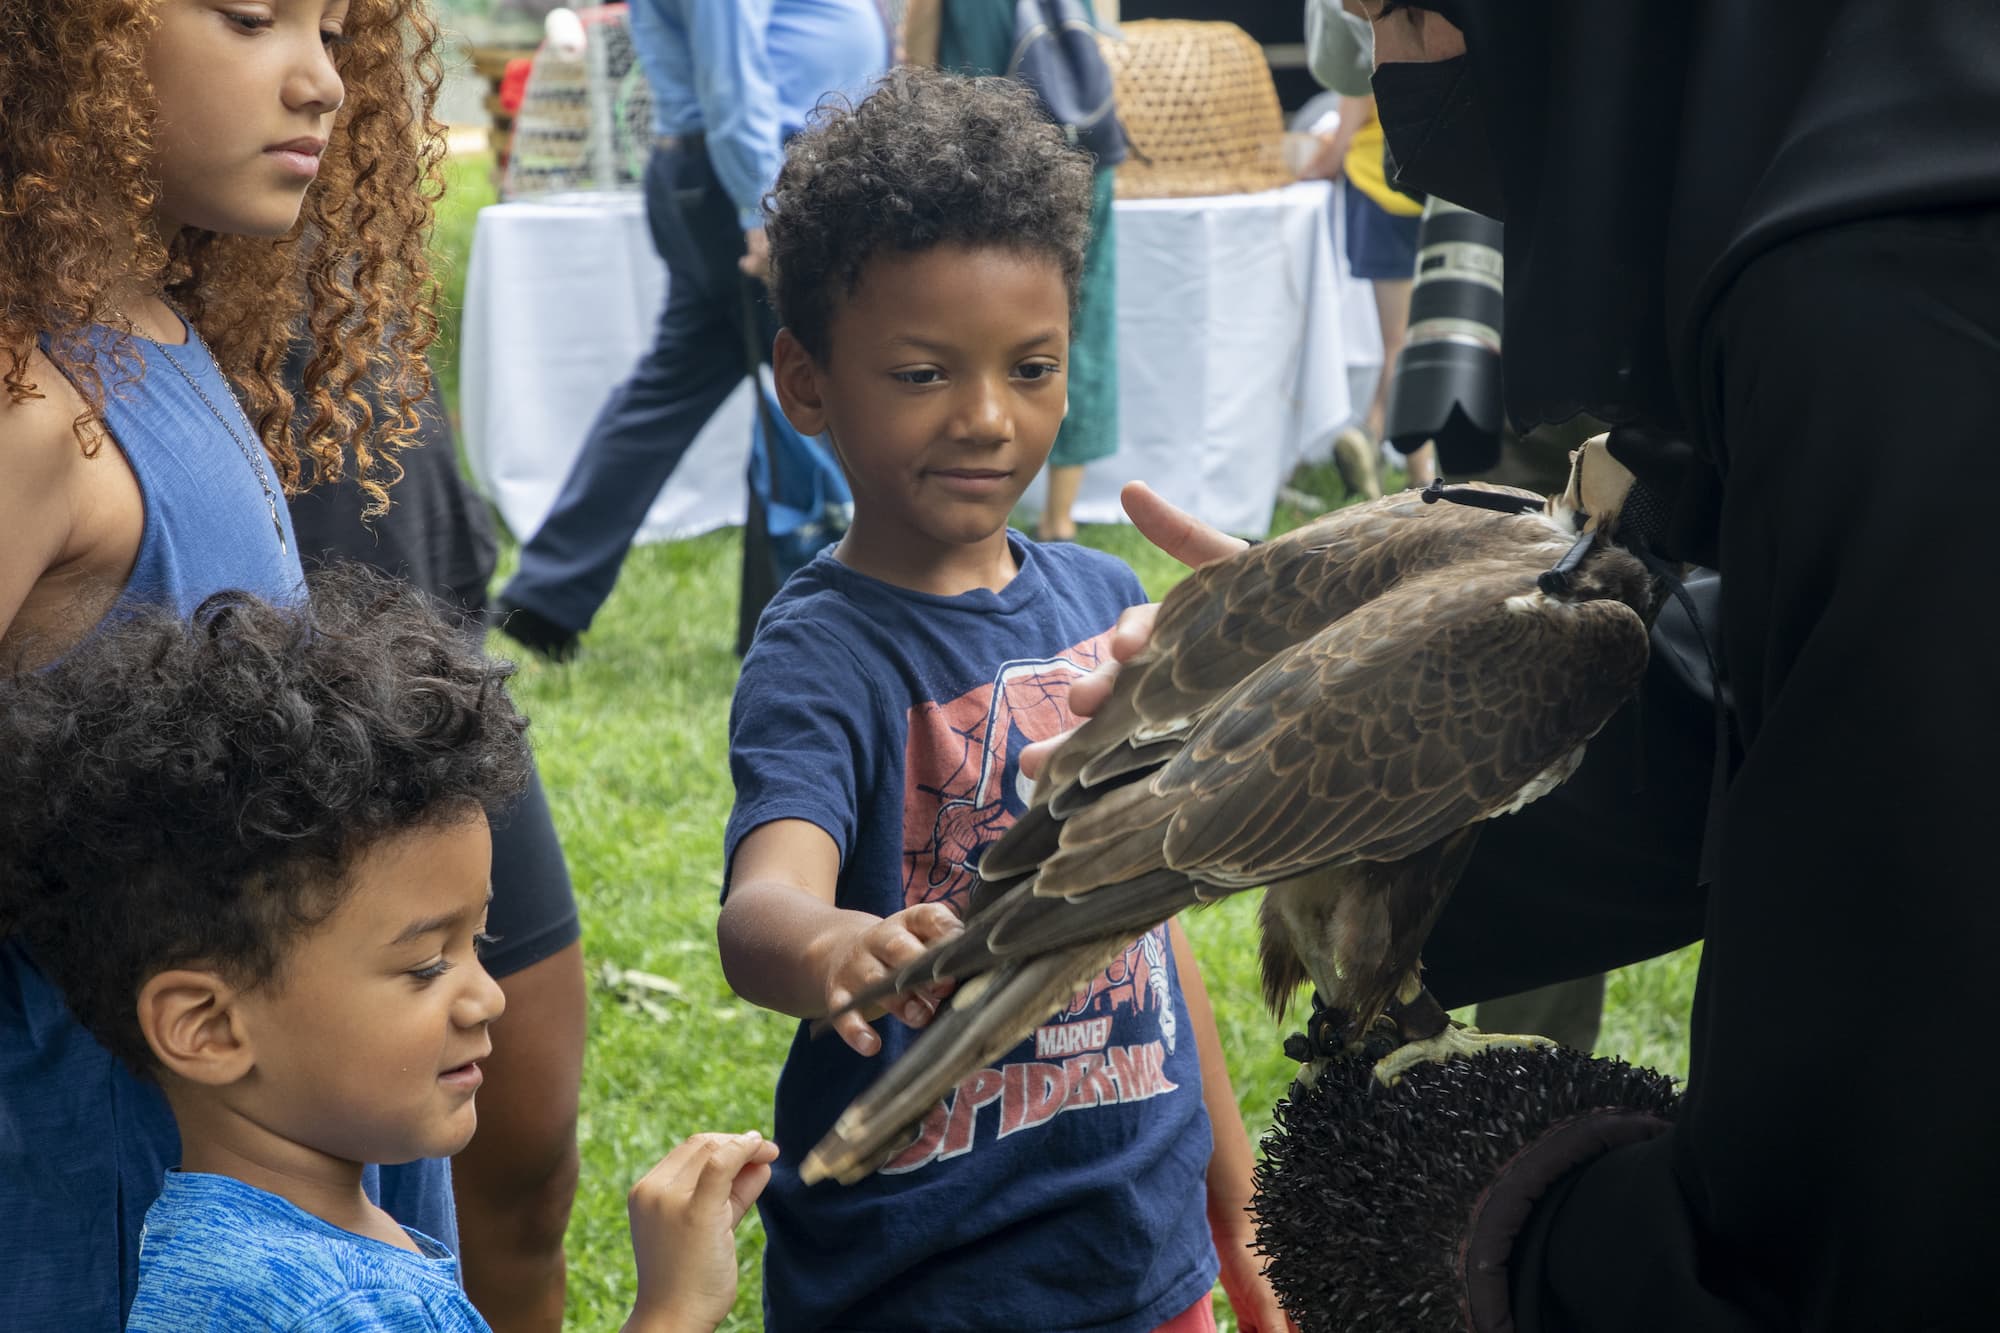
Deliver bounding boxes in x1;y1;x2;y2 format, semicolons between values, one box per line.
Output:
1419;477;1545;516
1418;477;1599;596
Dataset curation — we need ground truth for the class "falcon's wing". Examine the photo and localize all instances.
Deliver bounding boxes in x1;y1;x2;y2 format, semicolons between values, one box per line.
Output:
819;864;1205;1035
1035;557;1651;895
1037;486;1556;801
799;933;1142;1186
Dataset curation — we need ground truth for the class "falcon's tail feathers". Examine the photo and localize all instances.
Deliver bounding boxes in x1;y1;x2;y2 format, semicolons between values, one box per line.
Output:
822;866;1200;1032
800;935;1139;1186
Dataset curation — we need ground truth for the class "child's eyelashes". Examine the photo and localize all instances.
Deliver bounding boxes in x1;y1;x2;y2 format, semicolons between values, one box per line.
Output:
408;934;499;984
890;364;1061;386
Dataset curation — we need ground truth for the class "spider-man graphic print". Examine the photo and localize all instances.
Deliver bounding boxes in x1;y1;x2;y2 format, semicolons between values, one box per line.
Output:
902;648;1102;912
885;641;1182;1175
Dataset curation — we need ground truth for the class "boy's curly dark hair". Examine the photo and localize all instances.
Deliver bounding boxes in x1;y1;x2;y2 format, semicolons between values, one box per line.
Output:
0;566;532;1075
765;67;1096;363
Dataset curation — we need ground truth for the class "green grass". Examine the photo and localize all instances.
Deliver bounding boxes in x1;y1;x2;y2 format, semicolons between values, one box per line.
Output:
433;161;1700;1331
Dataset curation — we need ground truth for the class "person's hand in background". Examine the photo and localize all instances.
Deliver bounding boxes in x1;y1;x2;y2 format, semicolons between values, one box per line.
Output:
739;226;771;281
1343;1;1467;65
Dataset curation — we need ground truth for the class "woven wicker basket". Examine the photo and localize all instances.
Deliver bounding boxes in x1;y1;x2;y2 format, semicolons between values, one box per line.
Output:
1099;19;1290;200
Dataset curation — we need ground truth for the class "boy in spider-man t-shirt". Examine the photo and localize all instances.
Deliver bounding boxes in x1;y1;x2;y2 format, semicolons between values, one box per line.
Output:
719;68;1291;1333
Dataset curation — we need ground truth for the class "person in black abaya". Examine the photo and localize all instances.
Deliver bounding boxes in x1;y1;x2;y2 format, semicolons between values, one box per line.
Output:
1349;4;2000;1329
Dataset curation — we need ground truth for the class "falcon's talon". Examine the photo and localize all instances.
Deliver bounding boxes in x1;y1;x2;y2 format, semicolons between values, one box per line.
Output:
1370;1023;1558;1087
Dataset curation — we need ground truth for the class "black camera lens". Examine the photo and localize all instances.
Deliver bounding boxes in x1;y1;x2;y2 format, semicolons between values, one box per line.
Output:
1384;199;1506;474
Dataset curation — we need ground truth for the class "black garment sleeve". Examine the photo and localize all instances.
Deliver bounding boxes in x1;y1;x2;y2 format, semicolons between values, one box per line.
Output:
1506;207;2000;1333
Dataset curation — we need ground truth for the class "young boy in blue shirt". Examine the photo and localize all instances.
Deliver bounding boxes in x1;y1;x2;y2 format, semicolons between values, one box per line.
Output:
719;69;1288;1333
0;572;774;1333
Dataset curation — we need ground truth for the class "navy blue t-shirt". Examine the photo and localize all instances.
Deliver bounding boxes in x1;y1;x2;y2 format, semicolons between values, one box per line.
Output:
725;534;1219;1333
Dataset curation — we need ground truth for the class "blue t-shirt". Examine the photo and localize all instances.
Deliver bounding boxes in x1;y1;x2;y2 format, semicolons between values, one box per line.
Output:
125;1173;486;1332
725;534;1220;1333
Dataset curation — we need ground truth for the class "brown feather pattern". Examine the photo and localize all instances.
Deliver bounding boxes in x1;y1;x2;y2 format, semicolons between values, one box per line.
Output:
804;483;1655;1185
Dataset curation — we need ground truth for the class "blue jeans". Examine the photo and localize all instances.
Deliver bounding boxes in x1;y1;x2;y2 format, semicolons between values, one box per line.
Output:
502;141;777;632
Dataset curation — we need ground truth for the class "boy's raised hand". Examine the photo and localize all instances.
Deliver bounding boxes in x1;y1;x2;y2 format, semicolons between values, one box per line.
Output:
824;902;963;1056
623;1131;781;1333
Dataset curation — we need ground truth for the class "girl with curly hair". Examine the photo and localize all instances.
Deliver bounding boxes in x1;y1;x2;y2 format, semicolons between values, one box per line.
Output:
0;3;454;1328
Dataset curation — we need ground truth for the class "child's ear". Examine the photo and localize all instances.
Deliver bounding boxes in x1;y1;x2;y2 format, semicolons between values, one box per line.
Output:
137;969;256;1086
772;327;828;436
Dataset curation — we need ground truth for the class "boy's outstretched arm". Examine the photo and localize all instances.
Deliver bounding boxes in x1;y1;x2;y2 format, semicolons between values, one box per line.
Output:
622;1131;781;1333
1171;921;1299;1333
720;819;960;1056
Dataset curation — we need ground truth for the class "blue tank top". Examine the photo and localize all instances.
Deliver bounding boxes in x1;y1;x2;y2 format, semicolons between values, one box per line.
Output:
1;320;458;1333
84;316;303;612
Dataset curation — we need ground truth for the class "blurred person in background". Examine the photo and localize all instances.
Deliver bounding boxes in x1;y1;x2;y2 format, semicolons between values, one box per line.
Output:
494;0;889;661
1299;0;1430;496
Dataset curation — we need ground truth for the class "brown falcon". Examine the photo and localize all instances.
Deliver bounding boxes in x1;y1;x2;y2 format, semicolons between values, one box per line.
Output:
802;440;1654;1187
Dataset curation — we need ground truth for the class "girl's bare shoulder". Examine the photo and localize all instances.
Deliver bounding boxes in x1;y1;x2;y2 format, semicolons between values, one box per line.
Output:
0;348;144;660
0;346;93;481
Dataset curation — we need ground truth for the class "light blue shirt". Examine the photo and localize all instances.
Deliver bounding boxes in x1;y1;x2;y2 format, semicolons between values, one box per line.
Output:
126;1173;486;1333
629;0;888;229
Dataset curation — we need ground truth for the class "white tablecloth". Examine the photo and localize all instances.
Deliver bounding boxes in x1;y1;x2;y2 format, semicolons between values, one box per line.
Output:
462;180;1381;542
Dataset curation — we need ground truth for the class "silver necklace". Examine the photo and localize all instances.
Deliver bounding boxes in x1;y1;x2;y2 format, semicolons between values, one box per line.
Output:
149;321;289;556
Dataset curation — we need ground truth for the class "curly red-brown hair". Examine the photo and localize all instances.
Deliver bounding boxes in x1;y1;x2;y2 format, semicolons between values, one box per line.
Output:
0;0;446;511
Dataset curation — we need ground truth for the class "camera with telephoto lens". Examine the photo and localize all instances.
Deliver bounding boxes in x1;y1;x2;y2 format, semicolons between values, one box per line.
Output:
1384;198;1506;474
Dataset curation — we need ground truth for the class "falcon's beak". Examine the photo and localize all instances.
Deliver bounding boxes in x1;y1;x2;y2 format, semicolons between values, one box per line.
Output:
1553;435;1637;535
